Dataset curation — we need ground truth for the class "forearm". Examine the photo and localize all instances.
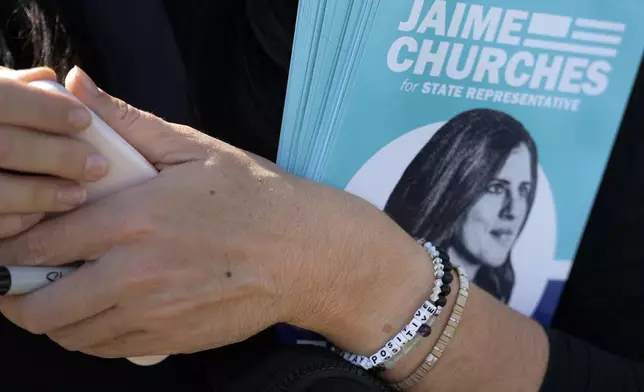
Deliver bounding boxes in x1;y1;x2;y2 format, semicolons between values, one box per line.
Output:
286;187;549;390
281;182;643;391
311;233;548;391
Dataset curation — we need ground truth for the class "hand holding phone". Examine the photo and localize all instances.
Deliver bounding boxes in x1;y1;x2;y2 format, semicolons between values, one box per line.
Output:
28;81;158;203
13;81;167;366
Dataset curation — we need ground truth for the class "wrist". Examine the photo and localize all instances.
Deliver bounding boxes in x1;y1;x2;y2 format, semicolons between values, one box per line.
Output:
289;190;437;354
278;182;440;355
381;272;459;383
325;244;436;355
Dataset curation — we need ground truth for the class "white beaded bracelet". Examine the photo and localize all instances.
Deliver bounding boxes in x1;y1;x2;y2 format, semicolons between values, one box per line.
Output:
330;241;453;371
390;265;470;391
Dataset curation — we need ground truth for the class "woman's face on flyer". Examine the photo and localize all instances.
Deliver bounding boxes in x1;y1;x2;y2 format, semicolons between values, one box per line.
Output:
457;144;533;267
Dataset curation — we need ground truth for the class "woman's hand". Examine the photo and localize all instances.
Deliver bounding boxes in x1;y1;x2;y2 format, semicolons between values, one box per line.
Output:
0;67;435;359
0;67;109;237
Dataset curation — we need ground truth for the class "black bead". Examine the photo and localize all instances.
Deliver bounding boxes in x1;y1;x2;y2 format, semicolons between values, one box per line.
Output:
418;324;432;337
442;271;453;284
435;296;447;307
442;261;453;272
437;248;450;263
441;284;451;295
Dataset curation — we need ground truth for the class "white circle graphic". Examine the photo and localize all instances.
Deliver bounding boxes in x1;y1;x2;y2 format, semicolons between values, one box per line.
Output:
345;122;564;317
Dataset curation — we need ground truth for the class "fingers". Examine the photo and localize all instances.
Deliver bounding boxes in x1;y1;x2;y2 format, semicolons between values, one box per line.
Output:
0;66;57;83
0;173;87;214
48;308;135;351
0;213;44;238
0;125;108;181
0;76;92;133
0;201;114;266
83;331;158;359
0;261;116;334
65;66;209;165
0;68;109;219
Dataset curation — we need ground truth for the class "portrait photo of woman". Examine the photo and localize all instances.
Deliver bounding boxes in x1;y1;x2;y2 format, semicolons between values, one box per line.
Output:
384;109;539;303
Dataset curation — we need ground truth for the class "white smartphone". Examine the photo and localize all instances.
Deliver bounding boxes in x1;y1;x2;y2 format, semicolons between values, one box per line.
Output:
28;80;168;367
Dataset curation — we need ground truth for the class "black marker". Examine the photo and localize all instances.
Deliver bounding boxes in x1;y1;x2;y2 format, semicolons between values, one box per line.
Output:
0;266;78;295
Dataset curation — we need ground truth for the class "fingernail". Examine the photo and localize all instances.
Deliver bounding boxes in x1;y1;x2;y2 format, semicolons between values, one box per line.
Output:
85;155;109;180
57;186;87;207
73;66;99;97
68;108;92;130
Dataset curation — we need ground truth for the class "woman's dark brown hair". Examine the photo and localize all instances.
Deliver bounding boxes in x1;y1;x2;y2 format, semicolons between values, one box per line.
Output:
0;0;75;74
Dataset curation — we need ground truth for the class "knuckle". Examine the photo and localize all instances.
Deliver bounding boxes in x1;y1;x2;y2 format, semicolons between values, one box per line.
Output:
22;229;50;265
117;212;158;244
114;99;141;128
118;260;161;294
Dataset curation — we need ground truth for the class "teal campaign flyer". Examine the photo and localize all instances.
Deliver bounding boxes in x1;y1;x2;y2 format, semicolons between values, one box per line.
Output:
278;0;644;326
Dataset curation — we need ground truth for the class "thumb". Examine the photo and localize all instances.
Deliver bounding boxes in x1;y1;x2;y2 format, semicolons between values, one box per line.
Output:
64;66;208;165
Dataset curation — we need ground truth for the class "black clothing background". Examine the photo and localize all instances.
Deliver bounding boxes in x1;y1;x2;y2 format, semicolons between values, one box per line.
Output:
0;1;288;390
0;1;643;391
553;58;644;362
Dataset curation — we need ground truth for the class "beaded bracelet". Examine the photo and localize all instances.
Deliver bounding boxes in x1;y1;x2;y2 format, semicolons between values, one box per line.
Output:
389;265;470;391
381;242;455;369
330;241;454;371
